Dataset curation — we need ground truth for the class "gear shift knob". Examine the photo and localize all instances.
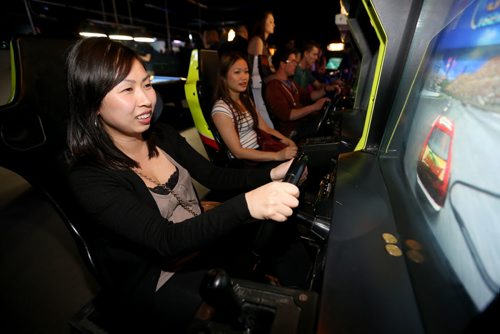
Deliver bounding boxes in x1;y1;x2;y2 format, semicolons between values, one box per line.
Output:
200;268;243;322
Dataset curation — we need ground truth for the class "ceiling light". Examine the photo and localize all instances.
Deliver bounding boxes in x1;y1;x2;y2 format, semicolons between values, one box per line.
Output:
109;33;134;41
227;29;235;42
327;43;345;52
133;28;157;43
79;22;107;38
79;32;107;38
134;36;157;43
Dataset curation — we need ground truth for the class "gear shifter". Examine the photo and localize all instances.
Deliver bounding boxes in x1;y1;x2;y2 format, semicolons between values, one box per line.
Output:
199;268;244;325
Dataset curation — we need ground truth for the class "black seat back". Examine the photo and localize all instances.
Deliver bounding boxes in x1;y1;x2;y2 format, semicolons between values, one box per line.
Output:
0;36;108;288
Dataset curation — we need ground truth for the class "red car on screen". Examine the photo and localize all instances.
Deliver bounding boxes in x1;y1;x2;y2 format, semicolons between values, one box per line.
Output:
416;115;454;211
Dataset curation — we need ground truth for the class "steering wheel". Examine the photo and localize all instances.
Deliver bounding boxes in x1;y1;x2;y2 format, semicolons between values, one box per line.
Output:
252;153;309;258
284;152;330;240
283;151;308;185
314;100;333;135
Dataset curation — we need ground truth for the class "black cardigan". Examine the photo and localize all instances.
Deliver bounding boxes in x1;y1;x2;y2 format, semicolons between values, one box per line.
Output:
69;123;272;296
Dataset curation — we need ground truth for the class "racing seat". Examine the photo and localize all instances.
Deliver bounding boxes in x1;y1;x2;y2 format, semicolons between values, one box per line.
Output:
0;35;173;333
184;49;239;167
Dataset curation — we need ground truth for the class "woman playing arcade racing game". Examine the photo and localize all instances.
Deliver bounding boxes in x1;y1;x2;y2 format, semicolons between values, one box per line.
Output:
65;37;310;332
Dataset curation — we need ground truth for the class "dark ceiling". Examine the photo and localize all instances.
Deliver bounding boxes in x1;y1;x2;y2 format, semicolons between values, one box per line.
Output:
2;0;341;48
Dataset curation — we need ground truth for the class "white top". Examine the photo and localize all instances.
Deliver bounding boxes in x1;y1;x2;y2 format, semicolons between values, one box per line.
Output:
211;99;259;158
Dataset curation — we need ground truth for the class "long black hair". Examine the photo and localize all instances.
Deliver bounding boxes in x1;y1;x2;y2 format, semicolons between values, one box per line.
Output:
251;11;273;44
66;37;157;169
214;51;259;132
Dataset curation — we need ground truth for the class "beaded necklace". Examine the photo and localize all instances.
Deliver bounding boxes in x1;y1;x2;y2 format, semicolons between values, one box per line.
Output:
134;168;198;216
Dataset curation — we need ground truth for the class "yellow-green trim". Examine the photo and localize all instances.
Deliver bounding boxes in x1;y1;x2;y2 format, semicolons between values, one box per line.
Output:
383;5;471;154
383;46;430;154
184;49;215;141
8;40;16;104
354;0;388;151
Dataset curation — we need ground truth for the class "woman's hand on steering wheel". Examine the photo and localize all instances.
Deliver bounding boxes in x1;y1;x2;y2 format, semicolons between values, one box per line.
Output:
270;152;307;181
250;153;307;222
245;182;299;222
270;159;294;181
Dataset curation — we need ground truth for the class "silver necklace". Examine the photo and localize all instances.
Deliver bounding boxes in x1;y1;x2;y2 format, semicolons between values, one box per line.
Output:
134;168;198;217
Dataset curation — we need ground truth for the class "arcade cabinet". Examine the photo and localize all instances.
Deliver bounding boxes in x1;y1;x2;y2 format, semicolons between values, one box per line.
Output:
317;0;500;333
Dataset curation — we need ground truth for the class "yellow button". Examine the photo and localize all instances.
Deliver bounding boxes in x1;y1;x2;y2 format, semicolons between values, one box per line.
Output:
385;244;403;256
382;233;398;244
405;239;423;250
406;250;425;263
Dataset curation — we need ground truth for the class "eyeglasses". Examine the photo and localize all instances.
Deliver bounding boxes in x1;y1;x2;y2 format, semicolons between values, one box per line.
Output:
285;59;298;65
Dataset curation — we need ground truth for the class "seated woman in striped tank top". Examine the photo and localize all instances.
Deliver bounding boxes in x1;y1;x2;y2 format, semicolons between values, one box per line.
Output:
211;51;297;167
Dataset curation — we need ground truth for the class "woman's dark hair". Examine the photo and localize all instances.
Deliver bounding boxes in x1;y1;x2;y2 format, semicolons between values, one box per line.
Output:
66;37;157;169
251;11;273;42
214;51;259;131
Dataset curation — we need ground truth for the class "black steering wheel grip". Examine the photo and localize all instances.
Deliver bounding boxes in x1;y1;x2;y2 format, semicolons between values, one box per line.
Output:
251;152;308;258
283;151;308;185
284;152;330;241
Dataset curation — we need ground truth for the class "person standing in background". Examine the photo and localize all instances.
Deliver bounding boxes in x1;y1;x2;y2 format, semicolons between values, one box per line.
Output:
203;29;220;50
218;24;249;57
232;24;249;55
247;11;276;128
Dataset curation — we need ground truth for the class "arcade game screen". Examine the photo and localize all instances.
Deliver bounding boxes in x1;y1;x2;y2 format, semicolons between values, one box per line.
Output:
402;0;500;312
326;57;343;70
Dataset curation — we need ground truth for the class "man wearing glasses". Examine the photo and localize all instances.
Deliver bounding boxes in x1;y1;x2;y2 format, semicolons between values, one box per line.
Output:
265;47;330;141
